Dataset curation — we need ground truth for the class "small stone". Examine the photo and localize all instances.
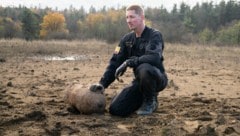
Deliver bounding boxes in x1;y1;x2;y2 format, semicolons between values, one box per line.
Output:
73;68;79;70
196;116;213;121
216;115;226;125
7;82;13;87
0;58;6;62
224;127;235;134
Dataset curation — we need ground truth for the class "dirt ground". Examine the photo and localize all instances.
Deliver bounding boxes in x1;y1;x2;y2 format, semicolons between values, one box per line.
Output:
0;41;240;136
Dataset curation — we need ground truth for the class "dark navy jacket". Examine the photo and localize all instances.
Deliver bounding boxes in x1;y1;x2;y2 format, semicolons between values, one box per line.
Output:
100;26;165;88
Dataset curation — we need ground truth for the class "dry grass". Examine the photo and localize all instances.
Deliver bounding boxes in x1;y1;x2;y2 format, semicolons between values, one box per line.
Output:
0;39;114;58
165;43;240;66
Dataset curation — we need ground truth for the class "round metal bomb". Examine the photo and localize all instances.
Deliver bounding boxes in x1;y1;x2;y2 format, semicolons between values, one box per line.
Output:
65;84;106;114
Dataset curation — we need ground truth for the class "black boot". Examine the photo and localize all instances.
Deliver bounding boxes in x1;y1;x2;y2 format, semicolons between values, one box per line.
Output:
136;93;158;115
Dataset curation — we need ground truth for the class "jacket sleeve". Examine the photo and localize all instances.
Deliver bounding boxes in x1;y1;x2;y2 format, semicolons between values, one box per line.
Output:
99;38;128;88
138;31;164;69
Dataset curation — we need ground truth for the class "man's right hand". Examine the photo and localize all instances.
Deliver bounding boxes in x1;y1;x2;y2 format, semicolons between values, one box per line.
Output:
89;83;104;94
115;62;127;81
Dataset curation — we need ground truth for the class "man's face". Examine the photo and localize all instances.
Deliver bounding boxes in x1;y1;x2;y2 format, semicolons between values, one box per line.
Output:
126;10;143;31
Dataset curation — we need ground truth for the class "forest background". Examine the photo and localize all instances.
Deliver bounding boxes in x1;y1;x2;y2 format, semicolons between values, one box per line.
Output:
0;0;239;45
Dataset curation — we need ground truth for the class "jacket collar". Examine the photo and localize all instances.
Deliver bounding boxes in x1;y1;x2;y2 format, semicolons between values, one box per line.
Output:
135;26;150;41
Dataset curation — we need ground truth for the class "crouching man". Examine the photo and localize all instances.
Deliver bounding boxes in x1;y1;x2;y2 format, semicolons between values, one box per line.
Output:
91;4;168;116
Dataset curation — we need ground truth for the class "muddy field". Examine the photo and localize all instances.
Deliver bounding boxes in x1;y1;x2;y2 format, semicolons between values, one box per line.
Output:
0;40;240;136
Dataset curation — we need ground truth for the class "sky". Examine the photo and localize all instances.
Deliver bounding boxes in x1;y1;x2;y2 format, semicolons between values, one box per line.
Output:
0;0;232;11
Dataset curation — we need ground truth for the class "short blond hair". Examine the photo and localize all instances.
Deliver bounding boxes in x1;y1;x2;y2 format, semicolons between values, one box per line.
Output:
126;5;144;16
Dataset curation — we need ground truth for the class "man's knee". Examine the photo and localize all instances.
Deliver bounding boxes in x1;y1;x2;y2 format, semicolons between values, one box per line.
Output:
156;71;168;92
135;63;154;79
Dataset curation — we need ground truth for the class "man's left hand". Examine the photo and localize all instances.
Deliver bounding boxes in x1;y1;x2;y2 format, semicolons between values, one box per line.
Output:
125;56;139;68
115;62;127;81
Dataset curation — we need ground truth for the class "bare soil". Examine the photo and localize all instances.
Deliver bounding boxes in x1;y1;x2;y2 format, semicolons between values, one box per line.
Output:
0;41;240;136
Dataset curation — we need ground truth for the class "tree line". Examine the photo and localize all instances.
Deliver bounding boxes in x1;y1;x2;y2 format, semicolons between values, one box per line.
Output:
0;0;239;45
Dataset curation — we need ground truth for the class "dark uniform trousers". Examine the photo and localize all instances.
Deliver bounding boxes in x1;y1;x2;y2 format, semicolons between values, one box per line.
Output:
109;63;168;116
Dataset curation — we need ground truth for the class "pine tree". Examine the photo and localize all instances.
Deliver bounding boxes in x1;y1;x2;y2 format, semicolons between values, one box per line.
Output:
22;8;40;40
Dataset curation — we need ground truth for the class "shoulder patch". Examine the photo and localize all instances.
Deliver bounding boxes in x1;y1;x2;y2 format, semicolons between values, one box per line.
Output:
114;46;120;54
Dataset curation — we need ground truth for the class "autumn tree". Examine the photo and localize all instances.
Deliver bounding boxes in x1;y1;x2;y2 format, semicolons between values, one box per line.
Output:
40;12;68;39
0;17;21;38
104;9;129;42
78;9;128;42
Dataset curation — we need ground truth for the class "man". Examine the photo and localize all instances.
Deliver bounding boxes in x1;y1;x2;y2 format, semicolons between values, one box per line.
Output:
91;5;168;116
